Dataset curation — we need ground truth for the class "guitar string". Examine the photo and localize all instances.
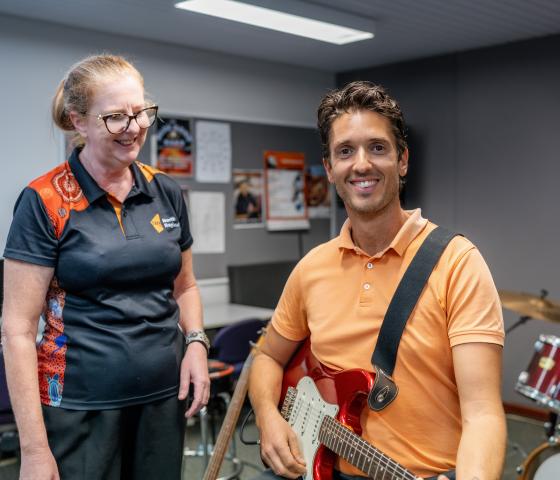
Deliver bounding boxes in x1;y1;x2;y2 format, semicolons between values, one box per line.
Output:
322;415;415;480
290;397;415;480
286;393;409;480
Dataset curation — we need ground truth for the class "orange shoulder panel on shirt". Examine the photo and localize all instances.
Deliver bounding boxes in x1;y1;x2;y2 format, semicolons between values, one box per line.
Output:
135;161;165;183
29;162;89;238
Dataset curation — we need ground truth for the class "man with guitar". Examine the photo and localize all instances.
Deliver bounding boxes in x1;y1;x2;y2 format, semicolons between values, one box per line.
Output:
249;81;506;480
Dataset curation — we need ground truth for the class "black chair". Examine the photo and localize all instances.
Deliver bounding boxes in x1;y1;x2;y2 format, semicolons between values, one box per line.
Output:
0;346;19;460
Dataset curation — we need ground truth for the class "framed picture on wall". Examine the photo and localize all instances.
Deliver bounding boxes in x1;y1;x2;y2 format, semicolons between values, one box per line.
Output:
233;169;264;228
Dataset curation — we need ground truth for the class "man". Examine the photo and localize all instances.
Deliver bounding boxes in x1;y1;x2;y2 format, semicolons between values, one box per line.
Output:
248;81;506;480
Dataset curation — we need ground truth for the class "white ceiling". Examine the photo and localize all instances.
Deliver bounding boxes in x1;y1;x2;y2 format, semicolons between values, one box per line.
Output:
1;0;560;72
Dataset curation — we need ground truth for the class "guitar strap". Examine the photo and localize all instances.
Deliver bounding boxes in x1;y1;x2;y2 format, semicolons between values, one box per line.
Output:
368;226;459;411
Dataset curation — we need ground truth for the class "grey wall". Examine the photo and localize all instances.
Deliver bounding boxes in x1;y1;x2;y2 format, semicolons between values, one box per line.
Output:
139;119;328;278
339;35;560;405
0;14;334;276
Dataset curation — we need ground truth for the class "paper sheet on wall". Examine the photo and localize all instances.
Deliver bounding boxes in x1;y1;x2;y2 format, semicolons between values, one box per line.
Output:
188;191;226;254
195;121;232;183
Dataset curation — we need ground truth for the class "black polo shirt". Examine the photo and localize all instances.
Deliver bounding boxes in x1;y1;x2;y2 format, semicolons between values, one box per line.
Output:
4;148;193;410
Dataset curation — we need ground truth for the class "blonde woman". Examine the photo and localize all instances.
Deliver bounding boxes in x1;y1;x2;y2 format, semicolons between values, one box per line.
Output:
2;54;210;480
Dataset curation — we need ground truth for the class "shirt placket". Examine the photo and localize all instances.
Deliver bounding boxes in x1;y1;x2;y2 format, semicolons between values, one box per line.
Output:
359;257;376;304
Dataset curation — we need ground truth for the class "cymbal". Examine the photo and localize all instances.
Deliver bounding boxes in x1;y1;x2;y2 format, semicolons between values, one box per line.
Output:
499;290;560;323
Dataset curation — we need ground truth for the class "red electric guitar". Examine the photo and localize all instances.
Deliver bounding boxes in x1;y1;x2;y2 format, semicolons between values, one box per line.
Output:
280;341;416;480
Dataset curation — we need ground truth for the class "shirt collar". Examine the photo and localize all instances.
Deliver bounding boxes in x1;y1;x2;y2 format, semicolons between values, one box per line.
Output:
130;162;155;199
337;209;428;258
68;148;106;203
68;148;155;202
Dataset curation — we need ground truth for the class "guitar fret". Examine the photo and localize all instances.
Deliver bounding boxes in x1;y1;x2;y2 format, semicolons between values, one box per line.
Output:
320;416;415;480
312;401;416;480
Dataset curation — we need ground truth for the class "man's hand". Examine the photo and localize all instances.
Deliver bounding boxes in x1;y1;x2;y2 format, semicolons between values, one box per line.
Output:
259;409;306;479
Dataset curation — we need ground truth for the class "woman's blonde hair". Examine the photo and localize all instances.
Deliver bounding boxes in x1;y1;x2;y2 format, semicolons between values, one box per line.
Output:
52;54;144;147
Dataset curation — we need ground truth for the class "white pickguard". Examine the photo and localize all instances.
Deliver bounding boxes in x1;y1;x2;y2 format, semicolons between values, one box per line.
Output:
285;376;339;480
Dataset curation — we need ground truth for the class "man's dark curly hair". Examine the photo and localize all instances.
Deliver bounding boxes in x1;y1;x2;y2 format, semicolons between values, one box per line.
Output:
317;81;407;162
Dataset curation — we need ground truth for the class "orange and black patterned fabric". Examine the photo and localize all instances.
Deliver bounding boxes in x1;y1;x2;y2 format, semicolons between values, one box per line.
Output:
4;148;193;410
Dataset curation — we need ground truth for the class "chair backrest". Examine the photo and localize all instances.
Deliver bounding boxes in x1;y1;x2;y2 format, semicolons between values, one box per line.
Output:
0;346;14;417
212;318;267;366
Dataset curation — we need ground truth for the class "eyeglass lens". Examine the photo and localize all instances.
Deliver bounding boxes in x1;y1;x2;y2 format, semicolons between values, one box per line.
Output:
105;107;158;134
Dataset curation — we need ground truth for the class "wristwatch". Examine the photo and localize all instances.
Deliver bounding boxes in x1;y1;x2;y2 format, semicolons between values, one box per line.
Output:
184;329;210;354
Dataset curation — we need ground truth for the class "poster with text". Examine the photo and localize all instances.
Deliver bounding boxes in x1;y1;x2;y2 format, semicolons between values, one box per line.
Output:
155;117;193;176
264;151;309;231
306;165;331;218
233;170;264;228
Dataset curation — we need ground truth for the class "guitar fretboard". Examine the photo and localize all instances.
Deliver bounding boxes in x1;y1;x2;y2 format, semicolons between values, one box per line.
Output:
318;416;416;480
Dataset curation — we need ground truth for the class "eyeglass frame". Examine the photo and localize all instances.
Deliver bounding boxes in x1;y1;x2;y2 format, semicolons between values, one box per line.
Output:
89;105;159;134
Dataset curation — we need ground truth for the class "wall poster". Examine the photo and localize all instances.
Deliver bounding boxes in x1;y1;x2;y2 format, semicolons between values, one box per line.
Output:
187;190;226;254
154;117;193;176
264;150;309;231
233;169;264;228
306;164;331;218
195;120;232;183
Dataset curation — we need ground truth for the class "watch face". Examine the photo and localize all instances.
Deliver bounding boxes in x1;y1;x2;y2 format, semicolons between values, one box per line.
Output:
186;330;210;351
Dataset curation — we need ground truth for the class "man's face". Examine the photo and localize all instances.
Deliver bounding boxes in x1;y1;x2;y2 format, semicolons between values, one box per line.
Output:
323;109;408;217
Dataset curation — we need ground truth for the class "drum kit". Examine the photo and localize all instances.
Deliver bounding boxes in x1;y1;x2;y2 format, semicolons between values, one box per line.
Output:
499;289;560;480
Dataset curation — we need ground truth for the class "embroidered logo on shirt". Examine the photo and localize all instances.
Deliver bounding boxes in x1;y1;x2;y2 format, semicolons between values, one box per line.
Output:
151;214;164;233
161;216;180;230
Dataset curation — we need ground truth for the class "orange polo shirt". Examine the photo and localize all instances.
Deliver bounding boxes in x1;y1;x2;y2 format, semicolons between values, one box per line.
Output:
271;209;504;477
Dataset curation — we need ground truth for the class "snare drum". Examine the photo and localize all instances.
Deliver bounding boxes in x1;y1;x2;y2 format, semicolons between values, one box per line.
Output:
516;334;560;413
516;441;560;480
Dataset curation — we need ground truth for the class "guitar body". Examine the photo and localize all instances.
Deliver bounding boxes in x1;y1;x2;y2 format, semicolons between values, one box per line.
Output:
281;341;377;480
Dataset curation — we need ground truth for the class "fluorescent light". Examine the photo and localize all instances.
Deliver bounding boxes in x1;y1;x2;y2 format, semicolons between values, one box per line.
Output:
175;0;374;45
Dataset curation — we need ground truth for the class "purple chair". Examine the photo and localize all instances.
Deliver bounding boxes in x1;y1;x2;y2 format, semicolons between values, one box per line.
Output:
211;318;268;379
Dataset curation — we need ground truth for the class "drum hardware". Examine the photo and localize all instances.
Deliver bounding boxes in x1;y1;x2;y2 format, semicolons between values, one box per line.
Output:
515;433;560;480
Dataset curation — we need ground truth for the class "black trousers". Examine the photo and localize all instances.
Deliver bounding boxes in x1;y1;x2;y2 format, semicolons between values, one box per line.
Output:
43;396;186;480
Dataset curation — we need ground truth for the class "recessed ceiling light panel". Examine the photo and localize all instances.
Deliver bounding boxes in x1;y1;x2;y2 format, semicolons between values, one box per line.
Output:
175;0;374;45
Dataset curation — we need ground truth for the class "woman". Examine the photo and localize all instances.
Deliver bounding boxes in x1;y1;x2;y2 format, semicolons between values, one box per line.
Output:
1;54;210;479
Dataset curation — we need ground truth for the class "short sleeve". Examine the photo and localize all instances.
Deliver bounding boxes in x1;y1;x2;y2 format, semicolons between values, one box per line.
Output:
446;247;505;347
3;187;58;267
271;262;310;341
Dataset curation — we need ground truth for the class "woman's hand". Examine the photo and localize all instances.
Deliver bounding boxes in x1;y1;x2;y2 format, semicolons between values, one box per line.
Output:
19;446;60;480
178;342;210;417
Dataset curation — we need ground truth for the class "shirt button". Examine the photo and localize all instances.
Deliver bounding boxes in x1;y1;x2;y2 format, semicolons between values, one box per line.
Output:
366;262;373;269
363;283;371;290
122;210;127;217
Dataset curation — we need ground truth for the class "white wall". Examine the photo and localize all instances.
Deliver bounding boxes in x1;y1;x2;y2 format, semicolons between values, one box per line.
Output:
0;14;334;251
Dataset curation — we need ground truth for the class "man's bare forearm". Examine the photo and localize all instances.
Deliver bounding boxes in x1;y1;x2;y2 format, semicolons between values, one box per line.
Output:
249;351;285;424
455;412;506;480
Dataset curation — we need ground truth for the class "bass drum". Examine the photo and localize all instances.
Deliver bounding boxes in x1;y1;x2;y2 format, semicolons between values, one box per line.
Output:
517;441;560;480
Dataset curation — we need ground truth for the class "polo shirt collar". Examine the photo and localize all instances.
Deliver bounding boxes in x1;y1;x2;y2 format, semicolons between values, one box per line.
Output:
337;209;428;257
130;162;155;199
68;148;105;203
68;148;155;202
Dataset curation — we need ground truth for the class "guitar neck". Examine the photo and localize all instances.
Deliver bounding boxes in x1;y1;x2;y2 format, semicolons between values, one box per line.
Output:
202;353;254;480
319;416;416;480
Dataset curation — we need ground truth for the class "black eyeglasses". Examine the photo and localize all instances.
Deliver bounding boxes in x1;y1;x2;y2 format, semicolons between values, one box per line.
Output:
92;105;158;134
